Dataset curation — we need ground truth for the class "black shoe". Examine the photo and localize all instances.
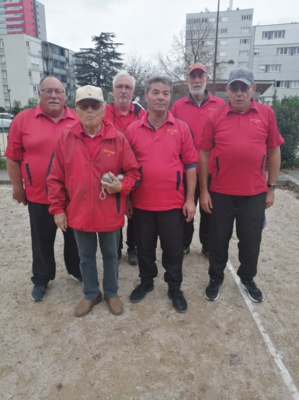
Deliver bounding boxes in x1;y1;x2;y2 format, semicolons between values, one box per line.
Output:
183;246;190;255
129;283;154;303
127;247;138;266
168;289;187;313
241;280;264;302
201;246;209;257
205;279;221;301
31;285;47;302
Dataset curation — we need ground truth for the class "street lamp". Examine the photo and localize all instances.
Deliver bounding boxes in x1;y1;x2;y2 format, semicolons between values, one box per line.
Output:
7;88;11;112
212;0;220;95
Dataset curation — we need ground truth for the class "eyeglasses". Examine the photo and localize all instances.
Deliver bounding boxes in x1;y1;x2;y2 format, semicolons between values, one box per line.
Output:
114;85;133;91
40;88;65;95
77;102;102;111
228;83;252;93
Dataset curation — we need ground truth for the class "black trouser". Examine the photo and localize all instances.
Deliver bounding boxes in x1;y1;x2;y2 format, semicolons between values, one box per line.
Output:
183;173;212;249
208;192;266;283
118;216;136;251
28;201;81;286
133;208;184;289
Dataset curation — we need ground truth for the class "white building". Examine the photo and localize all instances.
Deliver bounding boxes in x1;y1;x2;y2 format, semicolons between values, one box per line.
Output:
186;8;299;101
252;23;299;102
0;34;76;110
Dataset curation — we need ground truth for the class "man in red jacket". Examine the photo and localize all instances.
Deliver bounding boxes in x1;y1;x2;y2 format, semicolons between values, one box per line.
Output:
126;76;198;313
5;76;81;303
47;85;140;317
199;68;284;303
171;63;225;257
104;71;146;266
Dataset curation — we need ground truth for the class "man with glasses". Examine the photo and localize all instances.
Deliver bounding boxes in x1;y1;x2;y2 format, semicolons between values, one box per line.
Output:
5;76;82;302
199;68;284;303
47;85;140;316
171;63;225;258
105;71;146;266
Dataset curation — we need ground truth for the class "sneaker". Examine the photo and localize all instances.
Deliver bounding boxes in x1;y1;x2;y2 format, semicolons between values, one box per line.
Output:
201;246;209;257
127;247;138;266
69;274;82;283
104;295;124;315
183;246;190;255
241;280;264;303
31;285;47;302
205;279;221;301
129;283;154;303
168;289;187;313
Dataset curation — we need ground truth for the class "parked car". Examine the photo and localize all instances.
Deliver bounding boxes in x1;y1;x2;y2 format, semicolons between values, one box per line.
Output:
0;113;13;129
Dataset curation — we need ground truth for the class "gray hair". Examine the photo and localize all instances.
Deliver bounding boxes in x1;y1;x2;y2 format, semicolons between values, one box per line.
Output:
113;70;136;90
144;75;173;95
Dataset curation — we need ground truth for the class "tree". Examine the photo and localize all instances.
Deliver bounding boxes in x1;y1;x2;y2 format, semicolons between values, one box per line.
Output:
272;95;299;168
158;21;215;82
75;33;124;95
123;54;159;103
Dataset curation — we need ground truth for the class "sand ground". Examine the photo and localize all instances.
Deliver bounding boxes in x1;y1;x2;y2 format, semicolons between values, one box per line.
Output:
0;184;299;400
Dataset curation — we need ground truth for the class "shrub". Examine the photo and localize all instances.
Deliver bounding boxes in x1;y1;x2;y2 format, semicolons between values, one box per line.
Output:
272;95;299;168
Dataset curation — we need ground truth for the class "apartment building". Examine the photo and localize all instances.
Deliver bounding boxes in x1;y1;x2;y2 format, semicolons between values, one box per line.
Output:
186;8;254;80
0;0;46;40
0;34;76;109
252;23;299;102
186;8;299;101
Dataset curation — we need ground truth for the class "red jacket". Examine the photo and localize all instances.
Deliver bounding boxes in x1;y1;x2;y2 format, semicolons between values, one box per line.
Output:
47;120;141;232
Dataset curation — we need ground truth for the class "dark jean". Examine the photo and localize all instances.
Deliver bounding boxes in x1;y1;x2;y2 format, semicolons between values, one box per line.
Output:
133;208;184;289
28;201;81;286
208;192;267;283
73;229;120;300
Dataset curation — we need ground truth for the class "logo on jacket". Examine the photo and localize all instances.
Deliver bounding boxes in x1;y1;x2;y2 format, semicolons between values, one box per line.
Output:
167;128;178;135
103;149;116;156
250;118;261;125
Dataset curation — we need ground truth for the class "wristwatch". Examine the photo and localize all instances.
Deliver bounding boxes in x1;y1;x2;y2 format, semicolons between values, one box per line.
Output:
267;183;277;190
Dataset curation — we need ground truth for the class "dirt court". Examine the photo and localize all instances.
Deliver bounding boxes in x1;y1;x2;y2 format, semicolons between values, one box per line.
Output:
0;184;299;400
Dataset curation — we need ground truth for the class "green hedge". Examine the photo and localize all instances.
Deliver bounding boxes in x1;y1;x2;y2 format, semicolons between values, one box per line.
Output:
272;96;299;168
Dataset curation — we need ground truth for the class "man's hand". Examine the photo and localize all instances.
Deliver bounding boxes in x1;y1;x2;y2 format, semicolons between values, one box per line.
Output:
12;186;27;206
101;172;122;194
54;212;68;232
183;199;196;222
200;190;213;214
265;190;275;209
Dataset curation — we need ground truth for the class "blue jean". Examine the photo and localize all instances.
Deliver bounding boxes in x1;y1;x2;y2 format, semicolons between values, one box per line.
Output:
73;230;120;300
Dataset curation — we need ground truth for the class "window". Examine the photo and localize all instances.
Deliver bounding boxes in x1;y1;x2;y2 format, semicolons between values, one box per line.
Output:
242;15;252;20
275;81;299;88
219;51;227;57
265;64;281;72
240;39;250;45
239;50;249;57
262;30;285;39
219;40;227;46
277;47;299;55
254;49;260;56
221;17;228;22
220;28;227;34
26;40;30;47
241;27;251;33
238;62;249;67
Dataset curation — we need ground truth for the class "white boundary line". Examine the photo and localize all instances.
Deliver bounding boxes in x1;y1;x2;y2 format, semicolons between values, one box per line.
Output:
227;260;299;400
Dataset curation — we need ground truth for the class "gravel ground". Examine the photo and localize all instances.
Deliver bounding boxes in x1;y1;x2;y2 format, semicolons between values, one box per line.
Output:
0;184;299;400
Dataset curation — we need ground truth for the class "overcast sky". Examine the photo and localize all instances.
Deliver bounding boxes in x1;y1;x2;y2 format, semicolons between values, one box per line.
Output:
42;0;299;61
